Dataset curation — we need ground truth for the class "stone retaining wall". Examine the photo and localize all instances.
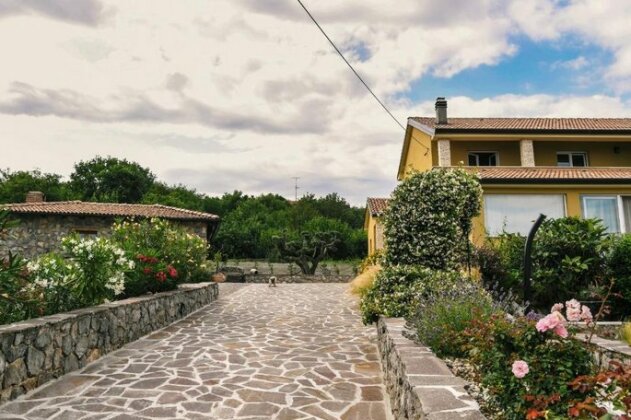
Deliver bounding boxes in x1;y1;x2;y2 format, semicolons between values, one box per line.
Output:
0;283;218;405
377;317;485;419
245;274;351;283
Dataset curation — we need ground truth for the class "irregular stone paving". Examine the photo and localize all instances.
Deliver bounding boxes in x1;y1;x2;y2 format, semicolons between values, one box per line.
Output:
0;284;390;420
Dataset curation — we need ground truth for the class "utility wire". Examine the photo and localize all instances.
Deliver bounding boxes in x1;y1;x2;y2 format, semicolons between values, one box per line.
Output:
295;0;430;155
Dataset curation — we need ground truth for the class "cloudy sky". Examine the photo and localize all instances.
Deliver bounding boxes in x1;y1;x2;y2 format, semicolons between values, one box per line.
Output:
1;0;631;205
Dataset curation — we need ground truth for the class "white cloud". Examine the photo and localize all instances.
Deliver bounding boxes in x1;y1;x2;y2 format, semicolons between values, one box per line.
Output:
0;0;630;205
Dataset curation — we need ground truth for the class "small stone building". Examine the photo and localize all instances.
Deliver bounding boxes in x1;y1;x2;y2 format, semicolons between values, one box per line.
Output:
1;192;220;258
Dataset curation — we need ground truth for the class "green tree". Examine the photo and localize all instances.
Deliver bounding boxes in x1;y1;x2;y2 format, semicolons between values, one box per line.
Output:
69;156;155;203
0;169;71;203
142;182;205;210
274;231;340;274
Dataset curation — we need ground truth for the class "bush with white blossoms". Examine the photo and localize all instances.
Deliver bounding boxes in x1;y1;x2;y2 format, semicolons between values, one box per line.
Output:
61;235;133;305
28;235;133;309
383;168;482;270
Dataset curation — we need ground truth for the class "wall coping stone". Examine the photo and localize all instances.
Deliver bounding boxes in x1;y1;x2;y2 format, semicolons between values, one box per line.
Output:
377;317;485;420
0;282;218;405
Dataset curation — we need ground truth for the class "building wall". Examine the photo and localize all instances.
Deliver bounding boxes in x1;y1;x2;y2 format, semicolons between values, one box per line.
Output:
472;185;631;244
533;141;631;167
449;140;521;166
365;213;385;255
400;128;433;178
0;214;208;259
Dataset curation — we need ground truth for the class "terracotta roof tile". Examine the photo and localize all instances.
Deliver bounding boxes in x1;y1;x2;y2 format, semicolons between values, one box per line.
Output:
411;117;631;133
452;167;631;183
366;197;389;216
1;201;220;222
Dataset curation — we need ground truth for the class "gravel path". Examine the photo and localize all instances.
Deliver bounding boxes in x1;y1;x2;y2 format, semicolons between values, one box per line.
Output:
0;284;389;420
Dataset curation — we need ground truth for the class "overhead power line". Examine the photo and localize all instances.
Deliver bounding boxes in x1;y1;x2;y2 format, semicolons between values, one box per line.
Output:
295;0;430;155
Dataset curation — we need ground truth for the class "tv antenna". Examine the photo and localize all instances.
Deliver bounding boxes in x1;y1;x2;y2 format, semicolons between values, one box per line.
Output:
291;177;300;201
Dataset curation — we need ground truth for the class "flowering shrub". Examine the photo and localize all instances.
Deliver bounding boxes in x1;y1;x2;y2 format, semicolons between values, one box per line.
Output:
383;168;481;270
123;253;179;296
29;235;132;308
465;302;595;419
409;282;498;358
111;218;208;282
360;266;462;324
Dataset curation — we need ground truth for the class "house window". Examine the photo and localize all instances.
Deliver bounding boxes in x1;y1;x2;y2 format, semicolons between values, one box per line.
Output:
74;229;99;239
557;152;588;167
468;152;498;166
582;195;631;233
484;194;566;235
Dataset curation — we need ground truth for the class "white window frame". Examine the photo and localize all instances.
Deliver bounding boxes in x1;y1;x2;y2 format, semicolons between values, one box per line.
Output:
556;151;589;167
468;151;499;166
580;195;631;234
483;193;567;236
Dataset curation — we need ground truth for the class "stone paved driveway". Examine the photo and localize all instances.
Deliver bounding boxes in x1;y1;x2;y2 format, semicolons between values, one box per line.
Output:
0;284;390;420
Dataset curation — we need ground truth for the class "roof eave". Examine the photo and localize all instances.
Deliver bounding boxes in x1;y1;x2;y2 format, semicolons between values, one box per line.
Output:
433;128;631;136
481;178;631;185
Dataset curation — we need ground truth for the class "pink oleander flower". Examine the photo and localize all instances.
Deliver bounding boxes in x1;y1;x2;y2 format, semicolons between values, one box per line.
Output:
512;360;529;378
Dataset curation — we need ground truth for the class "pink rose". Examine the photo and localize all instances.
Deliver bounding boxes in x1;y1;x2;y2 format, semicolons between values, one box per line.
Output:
581;306;593;324
553;324;568;338
536;316;552;332
566;299;582;322
512;360;529;378
551;303;564;313
536;312;568;336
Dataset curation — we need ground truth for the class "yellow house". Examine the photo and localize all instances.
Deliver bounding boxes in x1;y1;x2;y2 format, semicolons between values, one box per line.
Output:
398;97;631;243
365;197;389;254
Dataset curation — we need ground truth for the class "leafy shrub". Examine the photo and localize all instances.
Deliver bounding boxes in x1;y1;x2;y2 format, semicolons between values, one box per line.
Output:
29;235;132;308
383;168;481;270
123;253;179;297
409;282;498;358
466;309;594;419
477;232;525;293
568;361;631;418
0;210;35;324
360;266;462;324
111;218;208;282
608;233;631;317
530;217;609;310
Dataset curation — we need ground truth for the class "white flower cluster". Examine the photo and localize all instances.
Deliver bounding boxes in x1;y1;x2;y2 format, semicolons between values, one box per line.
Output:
383;168;482;270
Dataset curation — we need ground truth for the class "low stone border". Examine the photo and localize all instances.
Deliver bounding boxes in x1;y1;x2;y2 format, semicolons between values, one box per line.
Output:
0;282;218;405
377;317;485;419
584;336;631;368
245;274;351;283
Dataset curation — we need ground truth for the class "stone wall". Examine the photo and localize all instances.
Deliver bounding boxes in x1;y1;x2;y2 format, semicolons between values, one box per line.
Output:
0;214;208;259
0;283;218;405
377;317;485;420
245;274;352;283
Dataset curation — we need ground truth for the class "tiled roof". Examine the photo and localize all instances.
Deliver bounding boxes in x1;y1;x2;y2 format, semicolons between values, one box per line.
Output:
366;197;389;216
411;117;631;133
455;167;631;183
1;201;220;222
